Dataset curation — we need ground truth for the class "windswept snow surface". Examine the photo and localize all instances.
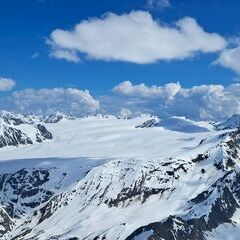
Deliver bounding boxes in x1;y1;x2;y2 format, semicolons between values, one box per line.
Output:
0;117;216;160
0;115;239;240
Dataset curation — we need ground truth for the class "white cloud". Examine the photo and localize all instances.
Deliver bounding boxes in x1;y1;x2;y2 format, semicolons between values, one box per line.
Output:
4;88;99;115
113;81;181;99
50;49;80;63
215;46;240;74
48;11;226;64
2;81;240;121
111;81;240;120
147;0;170;9
0;78;16;91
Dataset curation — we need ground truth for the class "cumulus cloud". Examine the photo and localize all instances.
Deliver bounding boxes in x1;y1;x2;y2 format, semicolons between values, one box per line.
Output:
215;46;240;74
111;81;240;120
2;81;240;121
3;88;99;115
48;11;226;64
113;81;181;99
0;78;16;91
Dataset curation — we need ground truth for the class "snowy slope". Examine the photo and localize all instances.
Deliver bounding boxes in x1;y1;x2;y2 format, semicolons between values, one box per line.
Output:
215;114;240;130
136;116;213;133
0;113;239;240
0;116;216;160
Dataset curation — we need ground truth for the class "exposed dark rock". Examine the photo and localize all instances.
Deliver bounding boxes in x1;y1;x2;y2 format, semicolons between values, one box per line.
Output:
0;169;54;218
0;208;15;236
136;119;159;128
192;154;208;163
38;193;64;223
126;216;205;240
127;171;240;240
0;112;53;149
0;127;33;148
36;124;53;140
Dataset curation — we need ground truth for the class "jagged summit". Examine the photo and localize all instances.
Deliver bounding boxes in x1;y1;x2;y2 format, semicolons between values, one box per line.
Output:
0;110;29;125
44;111;75;123
0;111;52;148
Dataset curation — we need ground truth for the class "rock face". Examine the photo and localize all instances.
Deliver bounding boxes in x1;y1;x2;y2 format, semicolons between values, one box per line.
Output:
0;169;53;217
0;167;74;239
44;112;74;123
136;118;159;128
0;126;239;240
0;127;33;148
0;208;14;236
0;111;52;148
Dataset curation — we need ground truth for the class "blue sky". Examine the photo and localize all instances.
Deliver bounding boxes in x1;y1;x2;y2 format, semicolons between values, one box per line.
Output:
1;0;240;120
0;0;240;94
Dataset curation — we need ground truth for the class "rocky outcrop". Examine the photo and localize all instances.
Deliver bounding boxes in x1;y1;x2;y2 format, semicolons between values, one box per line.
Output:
0;111;52;148
136;119;159;128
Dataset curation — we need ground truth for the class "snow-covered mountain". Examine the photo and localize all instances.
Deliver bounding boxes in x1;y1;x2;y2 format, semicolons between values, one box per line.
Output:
0;113;239;239
43;112;76;123
136;116;213;133
0;111;53;148
215;114;240;130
